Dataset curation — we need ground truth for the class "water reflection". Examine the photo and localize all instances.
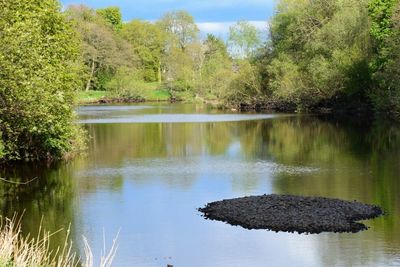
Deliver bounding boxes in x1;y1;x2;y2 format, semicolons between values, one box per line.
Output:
1;104;399;266
0;162;77;248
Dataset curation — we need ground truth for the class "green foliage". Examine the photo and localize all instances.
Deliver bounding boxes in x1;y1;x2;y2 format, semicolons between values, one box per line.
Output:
204;34;229;59
265;0;372;109
121;20;165;82
199;35;234;98
225;61;263;105
369;1;400;116
369;0;397;49
163;45;199;92
259;0;400;116
105;67;145;101
77;90;108;103
66;5;136;91
0;0;84;161
96;7;123;31
228;21;263;58
0;133;4;159
66;6;240;103
158;11;199;51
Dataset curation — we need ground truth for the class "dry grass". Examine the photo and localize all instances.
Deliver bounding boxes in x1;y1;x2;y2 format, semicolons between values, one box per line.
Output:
0;215;118;267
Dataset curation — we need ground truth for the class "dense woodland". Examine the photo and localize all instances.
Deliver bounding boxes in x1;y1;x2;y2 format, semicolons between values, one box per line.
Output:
0;0;400;162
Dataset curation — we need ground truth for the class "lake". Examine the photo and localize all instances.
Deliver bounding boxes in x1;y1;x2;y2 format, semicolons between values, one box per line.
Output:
1;103;399;266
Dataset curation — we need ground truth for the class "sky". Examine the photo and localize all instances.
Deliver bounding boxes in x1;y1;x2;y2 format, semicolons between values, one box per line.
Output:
61;0;276;38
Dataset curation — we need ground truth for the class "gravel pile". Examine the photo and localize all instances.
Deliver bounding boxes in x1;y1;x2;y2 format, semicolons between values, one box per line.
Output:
199;194;384;234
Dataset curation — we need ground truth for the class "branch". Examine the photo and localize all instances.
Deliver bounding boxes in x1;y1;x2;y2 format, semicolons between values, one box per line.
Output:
0;177;38;185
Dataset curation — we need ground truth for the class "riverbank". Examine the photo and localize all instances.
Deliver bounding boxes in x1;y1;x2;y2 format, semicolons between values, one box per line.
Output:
77;90;399;122
78;89;171;104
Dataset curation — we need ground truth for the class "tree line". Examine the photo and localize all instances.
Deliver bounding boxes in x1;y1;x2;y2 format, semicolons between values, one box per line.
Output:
65;5;264;102
68;0;400;117
260;0;400;116
1;0;399;162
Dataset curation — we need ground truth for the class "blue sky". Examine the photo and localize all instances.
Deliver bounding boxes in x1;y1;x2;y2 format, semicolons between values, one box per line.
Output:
61;0;276;38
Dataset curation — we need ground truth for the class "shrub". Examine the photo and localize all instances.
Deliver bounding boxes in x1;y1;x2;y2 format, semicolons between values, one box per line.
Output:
105;67;145;101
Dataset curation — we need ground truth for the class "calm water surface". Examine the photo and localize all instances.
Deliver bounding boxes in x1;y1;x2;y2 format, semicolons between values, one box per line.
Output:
1;103;400;267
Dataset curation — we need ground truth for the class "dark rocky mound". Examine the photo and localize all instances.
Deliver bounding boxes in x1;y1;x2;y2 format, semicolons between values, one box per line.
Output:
199;194;384;234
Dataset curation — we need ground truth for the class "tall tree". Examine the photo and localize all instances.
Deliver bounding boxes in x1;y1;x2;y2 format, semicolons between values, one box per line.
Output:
158;11;199;51
266;0;371;108
0;0;84;161
121;20;165;82
66;5;135;91
228;21;263;58
368;0;397;68
368;0;400;115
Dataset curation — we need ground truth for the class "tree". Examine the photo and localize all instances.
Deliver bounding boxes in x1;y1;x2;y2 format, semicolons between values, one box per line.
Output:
228;21;263;58
200;34;234;97
369;0;400;116
96;6;123;31
121;20;165;82
158;11;199;51
66;5;135;91
264;0;372;109
368;0;397;70
0;0;84;161
204;34;229;60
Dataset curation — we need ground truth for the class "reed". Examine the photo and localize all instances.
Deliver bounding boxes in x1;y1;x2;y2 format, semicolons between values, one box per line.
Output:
0;215;118;267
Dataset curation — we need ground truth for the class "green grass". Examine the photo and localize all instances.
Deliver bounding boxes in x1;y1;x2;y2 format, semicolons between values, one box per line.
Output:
77;91;108;103
142;88;171;101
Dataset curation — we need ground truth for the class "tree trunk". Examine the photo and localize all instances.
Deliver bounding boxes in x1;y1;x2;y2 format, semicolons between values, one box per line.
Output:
85;59;96;92
157;61;162;84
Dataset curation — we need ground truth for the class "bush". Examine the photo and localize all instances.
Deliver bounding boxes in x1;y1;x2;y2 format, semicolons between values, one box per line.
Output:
105;67;146;101
0;0;85;162
225;60;263;105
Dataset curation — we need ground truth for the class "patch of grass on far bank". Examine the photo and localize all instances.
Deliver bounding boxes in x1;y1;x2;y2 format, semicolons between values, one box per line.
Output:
77;91;109;104
141;83;171;101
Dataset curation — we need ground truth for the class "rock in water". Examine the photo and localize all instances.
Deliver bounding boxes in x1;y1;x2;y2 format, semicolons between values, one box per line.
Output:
198;194;384;234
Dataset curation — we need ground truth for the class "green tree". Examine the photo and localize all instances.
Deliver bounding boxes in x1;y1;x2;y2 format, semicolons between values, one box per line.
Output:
369;0;400;116
0;0;84;161
156;11;201;94
96;6;123;31
105;66;145;101
368;0;397;68
121;20;165;82
200;34;234;98
265;0;371;109
66;5;135;91
204;34;229;60
158;11;199;51
228;21;263;58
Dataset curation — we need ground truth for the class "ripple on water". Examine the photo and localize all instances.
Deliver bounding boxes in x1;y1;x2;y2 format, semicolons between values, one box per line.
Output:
76;105;153;116
77;158;319;178
78;114;282;124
